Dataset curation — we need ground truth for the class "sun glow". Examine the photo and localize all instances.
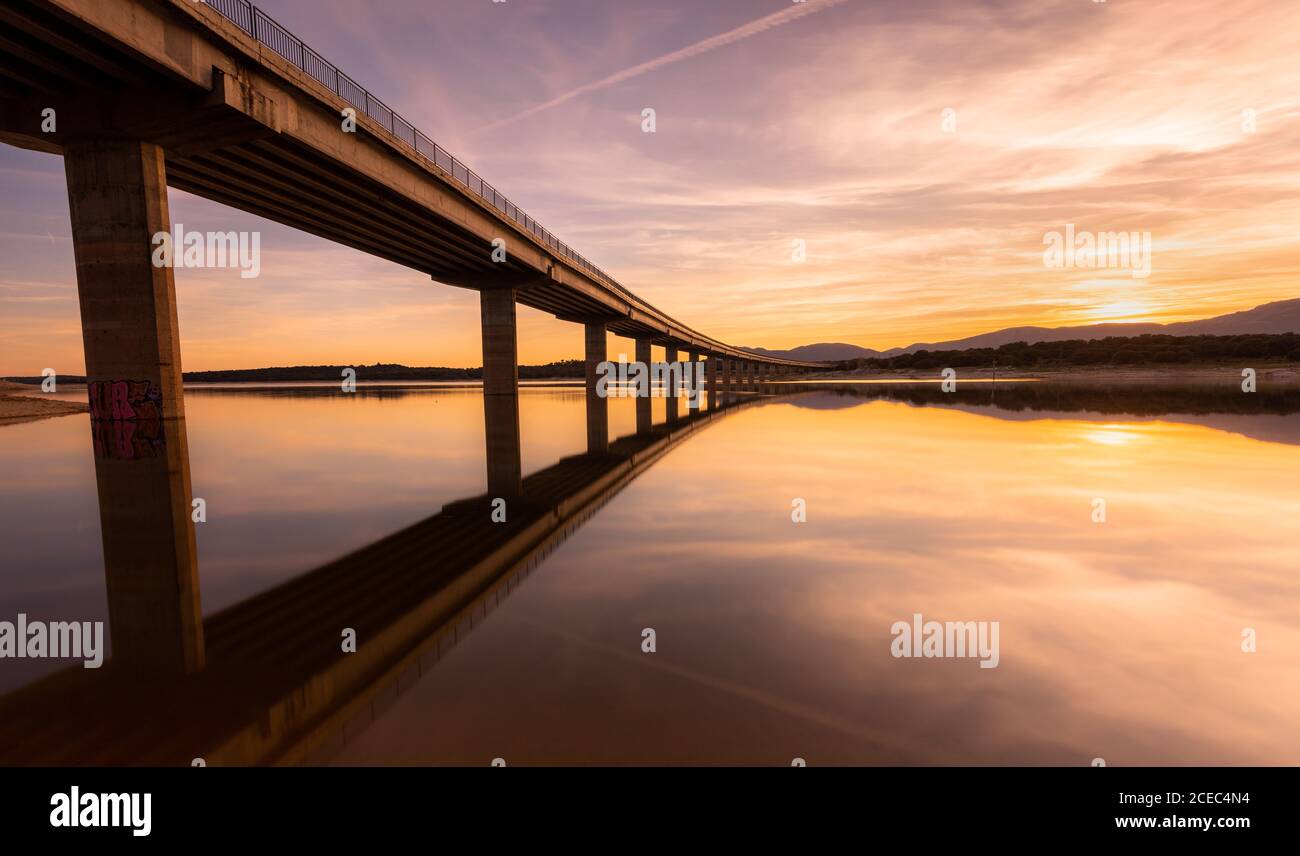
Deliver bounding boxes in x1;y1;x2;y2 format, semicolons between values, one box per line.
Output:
1087;300;1154;323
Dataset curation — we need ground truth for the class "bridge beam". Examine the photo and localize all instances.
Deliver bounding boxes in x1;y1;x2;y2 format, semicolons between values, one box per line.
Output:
584;321;608;452
64;138;203;675
481;287;522;496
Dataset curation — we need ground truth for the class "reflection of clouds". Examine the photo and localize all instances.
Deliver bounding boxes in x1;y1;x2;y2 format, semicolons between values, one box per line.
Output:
386;395;1300;763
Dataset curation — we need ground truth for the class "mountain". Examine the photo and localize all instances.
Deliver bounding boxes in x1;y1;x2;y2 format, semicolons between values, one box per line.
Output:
741;342;883;362
749;298;1300;360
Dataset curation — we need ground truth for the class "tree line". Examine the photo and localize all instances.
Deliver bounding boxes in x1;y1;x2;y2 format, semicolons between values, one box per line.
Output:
834;333;1300;371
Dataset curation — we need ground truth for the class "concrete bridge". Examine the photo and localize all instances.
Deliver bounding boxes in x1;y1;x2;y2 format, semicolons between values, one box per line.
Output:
0;0;828;679
0;0;825;399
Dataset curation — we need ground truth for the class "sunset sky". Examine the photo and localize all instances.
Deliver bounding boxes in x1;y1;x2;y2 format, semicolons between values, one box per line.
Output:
3;0;1300;373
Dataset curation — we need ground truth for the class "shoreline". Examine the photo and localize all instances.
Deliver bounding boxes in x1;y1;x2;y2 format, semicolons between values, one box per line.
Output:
0;393;89;427
1;364;1297;427
801;364;1300;385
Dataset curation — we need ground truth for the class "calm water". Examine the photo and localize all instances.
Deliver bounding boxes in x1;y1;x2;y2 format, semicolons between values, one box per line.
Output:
2;381;1299;764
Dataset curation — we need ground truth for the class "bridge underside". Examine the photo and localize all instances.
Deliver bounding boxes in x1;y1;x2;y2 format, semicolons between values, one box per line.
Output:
0;0;834;356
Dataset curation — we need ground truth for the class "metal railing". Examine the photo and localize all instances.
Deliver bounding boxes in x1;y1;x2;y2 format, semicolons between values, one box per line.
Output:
202;0;633;301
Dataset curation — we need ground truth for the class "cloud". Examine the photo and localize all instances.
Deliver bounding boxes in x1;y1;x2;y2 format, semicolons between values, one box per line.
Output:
470;0;852;134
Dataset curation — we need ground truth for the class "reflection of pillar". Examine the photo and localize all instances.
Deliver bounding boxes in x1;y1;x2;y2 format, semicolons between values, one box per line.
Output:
584;322;608;452
706;355;718;410
635;338;652;433
65;139;203;673
481;288;522;496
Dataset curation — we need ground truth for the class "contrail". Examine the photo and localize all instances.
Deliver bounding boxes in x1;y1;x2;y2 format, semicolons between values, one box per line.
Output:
472;0;851;134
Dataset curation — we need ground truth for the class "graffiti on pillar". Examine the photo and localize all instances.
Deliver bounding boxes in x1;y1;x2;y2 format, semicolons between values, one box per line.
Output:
87;380;165;460
91;417;165;460
88;380;163;422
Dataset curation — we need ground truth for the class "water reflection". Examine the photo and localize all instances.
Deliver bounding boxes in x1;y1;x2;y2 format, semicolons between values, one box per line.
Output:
2;381;1299;765
0;382;762;763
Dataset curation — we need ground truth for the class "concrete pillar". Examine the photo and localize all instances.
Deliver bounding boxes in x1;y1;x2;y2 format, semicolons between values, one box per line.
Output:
481;288;522;496
664;345;679;399
635;338;652;433
65;139;203;674
584;321;608;452
706;355;718;409
686;350;701;411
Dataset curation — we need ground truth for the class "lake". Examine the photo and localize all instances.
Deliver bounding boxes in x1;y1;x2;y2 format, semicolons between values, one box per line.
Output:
2;380;1298;765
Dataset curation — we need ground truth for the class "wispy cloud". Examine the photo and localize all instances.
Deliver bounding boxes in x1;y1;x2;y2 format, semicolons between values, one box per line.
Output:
471;0;852;134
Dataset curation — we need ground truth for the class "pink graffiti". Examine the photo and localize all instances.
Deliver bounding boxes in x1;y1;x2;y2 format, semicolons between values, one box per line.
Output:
88;380;163;422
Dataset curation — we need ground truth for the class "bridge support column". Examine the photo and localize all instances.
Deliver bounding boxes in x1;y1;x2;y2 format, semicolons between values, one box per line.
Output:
481;288;522;496
686;351;700;411
706;355;718;409
64;139;203;674
635;338;652;433
584;322;608;453
664;346;679;402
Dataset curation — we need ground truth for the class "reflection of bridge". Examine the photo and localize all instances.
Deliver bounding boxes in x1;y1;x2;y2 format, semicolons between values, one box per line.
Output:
0;384;794;765
0;0;829;677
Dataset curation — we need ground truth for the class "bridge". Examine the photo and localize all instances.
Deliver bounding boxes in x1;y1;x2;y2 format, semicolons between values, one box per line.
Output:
0;0;825;395
0;0;830;679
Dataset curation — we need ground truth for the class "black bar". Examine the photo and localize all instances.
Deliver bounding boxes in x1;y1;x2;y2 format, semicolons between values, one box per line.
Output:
1;766;1278;843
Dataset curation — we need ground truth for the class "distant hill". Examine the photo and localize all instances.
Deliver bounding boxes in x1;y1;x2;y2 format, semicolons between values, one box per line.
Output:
748;298;1300;359
742;342;883;362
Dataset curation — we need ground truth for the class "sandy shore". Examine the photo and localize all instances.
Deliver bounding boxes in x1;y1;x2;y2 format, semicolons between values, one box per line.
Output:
803;364;1300;385
0;380;39;392
0;390;89;426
